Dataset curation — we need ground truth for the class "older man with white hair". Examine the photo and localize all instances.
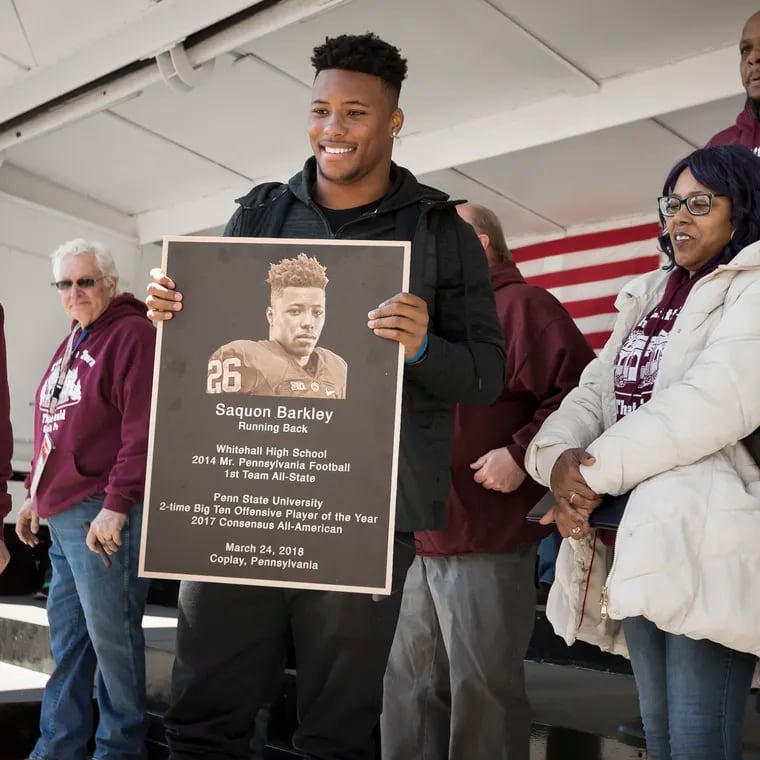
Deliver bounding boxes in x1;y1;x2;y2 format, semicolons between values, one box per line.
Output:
16;238;155;760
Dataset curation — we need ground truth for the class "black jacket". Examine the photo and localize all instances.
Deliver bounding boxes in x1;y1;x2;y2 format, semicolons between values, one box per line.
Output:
225;158;505;531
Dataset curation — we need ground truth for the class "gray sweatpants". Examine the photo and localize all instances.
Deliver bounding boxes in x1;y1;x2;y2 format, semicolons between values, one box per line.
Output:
381;548;537;760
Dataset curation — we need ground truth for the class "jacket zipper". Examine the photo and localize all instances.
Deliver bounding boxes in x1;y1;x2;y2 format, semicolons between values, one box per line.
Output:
334;209;384;238
600;524;623;620
600;585;609;619
308;201;337;239
598;263;742;621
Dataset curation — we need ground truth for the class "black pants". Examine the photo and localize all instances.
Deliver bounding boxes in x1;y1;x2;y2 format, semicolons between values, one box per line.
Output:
165;535;416;759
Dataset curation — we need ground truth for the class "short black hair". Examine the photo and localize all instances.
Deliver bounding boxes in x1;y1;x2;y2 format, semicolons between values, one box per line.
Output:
658;145;760;268
267;253;328;298
311;33;408;101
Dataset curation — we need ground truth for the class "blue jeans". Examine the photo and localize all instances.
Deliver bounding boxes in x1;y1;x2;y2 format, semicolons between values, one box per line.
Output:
537;531;561;585
622;616;756;760
30;495;150;760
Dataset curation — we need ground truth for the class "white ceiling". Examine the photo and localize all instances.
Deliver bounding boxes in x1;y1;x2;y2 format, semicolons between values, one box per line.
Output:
245;0;591;134
0;0;755;247
11;0;156;69
453;120;696;228
485;0;753;79
111;54;312;183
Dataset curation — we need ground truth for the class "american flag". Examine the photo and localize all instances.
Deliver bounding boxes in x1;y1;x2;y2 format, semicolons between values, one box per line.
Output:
511;222;662;352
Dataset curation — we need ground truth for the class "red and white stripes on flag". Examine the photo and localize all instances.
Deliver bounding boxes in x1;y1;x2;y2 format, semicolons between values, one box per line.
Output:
512;222;662;352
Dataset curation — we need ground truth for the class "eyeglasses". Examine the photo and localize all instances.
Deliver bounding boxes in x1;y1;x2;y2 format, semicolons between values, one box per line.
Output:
658;193;726;217
51;276;105;291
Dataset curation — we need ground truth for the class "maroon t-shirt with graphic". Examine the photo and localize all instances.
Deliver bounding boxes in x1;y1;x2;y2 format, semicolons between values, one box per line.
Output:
599;262;717;544
614;263;716;419
615;270;688;419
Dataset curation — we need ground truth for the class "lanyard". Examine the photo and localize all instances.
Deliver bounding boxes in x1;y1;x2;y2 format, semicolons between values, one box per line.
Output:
48;325;89;415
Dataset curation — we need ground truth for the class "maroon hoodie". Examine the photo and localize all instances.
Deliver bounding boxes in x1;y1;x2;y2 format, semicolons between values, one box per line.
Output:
0;306;13;522
25;294;155;518
706;104;760;153
416;261;595;556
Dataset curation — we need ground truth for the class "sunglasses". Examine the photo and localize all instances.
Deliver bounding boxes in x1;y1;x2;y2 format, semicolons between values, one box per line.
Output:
658;192;727;217
51;276;106;292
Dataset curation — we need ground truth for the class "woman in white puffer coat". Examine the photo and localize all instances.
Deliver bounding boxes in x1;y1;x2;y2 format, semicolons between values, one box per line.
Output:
525;145;760;760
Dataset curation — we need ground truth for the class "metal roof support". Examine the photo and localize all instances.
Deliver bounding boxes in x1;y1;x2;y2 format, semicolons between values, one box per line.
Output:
156;41;216;92
0;0;351;151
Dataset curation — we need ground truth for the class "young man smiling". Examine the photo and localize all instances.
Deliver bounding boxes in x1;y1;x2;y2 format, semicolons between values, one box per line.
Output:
148;32;504;760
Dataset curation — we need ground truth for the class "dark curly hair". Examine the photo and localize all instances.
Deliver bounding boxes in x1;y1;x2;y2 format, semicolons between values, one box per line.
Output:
659;145;760;268
311;33;408;102
267;253;328;297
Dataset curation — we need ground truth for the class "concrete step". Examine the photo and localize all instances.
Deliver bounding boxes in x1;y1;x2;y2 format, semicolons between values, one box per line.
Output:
0;596;177;710
3;595;759;759
0;596;623;711
0;662;48;704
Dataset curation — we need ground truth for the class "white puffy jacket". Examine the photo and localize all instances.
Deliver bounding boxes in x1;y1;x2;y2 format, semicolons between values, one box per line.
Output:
525;241;760;669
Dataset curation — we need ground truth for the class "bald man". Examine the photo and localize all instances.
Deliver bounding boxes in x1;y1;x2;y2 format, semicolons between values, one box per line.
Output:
707;11;760;153
383;204;594;760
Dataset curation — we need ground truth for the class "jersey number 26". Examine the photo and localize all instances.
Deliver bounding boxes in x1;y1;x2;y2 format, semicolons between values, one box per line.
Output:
207;357;242;393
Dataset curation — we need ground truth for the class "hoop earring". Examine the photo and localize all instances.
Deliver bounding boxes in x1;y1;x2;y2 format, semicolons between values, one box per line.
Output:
730;228;736;241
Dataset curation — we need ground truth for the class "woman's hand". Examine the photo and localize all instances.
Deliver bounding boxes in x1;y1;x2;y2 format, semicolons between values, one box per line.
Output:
540;500;593;539
146;269;183;321
550;448;601;511
539;448;602;539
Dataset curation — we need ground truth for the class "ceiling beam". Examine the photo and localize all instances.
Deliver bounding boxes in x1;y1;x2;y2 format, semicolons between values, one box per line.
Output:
0;0;354;127
0;0;354;151
0;0;267;124
134;178;265;244
395;45;741;175
0;163;137;239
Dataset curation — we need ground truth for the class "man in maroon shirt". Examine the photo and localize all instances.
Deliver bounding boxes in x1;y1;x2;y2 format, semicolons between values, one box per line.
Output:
707;11;760;153
382;204;594;760
0;305;12;575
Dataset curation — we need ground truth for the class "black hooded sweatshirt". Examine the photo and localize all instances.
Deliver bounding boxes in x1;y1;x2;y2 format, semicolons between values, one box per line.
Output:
224;158;506;531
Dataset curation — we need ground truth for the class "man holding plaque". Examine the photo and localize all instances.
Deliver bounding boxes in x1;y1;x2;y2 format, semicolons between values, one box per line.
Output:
147;32;505;760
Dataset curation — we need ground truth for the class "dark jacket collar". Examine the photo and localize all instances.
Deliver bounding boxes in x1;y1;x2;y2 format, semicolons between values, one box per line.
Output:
287;157;451;214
